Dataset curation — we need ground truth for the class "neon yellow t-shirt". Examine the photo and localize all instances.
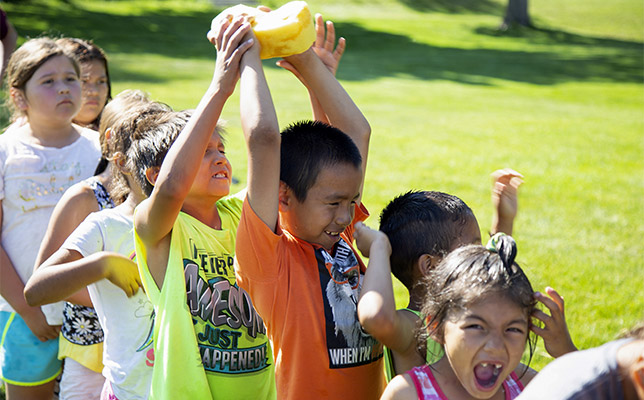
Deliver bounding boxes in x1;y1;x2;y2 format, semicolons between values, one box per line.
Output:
135;194;276;400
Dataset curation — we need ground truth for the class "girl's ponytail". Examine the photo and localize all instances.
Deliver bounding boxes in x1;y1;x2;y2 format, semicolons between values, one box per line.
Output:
486;232;518;276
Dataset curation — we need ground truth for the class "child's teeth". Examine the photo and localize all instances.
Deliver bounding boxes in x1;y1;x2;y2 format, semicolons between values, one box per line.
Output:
480;363;488;367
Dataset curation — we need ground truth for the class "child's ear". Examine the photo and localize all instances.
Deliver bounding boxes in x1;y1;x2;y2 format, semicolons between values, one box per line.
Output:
416;254;438;276
112;152;127;172
145;166;161;186
10;88;28;111
278;181;292;212
427;321;444;345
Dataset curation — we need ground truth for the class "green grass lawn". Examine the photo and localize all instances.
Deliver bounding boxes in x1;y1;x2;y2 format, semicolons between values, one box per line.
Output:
2;0;642;393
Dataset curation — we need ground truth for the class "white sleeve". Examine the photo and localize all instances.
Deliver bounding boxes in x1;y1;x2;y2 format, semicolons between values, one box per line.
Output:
62;212;105;257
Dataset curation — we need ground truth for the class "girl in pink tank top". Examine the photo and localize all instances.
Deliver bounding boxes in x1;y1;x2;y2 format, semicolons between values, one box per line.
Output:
381;234;538;399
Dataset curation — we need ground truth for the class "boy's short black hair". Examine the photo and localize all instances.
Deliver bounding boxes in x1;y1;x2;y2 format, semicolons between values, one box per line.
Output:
280;120;362;202
379;191;475;290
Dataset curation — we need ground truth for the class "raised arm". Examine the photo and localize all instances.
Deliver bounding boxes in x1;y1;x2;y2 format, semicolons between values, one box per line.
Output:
276;13;346;123
355;222;416;353
239;28;281;231
134;17;252;286
531;286;577;358
24;249;141;307
490;168;523;235
282;44;370;201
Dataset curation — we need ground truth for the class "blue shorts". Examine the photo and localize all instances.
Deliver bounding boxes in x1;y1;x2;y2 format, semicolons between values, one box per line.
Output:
0;311;62;385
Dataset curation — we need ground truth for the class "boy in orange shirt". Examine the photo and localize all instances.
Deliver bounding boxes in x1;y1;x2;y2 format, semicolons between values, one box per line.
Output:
234;20;385;400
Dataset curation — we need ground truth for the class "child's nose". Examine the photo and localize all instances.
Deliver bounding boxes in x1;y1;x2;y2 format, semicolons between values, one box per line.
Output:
84;82;98;95
58;82;70;94
335;204;353;226
483;334;505;353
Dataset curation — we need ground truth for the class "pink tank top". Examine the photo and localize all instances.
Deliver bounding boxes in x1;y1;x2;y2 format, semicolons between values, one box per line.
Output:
408;364;524;399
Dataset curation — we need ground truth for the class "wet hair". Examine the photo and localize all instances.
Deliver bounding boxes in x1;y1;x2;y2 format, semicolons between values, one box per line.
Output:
94;89;156;175
379;191;476;290
106;102;174;202
126;110;227;197
56;37;112;129
4;37;80;122
418;235;537;369
280;120;362;202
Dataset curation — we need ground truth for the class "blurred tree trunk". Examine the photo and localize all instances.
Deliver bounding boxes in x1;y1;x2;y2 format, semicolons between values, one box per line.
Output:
500;0;533;29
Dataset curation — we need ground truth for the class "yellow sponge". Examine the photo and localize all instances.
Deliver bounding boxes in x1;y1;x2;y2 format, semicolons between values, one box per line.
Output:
212;1;315;60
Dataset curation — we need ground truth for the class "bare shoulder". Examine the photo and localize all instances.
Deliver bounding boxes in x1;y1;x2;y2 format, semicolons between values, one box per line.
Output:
58;181;101;216
380;373;417;400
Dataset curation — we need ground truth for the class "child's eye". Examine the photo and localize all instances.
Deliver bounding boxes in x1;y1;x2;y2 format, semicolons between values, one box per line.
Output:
507;327;525;334
328;202;340;207
465;324;483;330
98;78;108;85
42;79;54;85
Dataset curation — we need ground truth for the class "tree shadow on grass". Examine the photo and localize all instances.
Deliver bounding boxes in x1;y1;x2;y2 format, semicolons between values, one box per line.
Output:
9;1;643;86
397;0;504;14
326;22;643;85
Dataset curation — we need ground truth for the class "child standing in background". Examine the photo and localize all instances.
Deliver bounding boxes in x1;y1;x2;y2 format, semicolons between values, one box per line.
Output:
25;106;187;400
0;37;100;399
234;14;385;399
134;18;276;399
56;38;111;131
32;91;167;400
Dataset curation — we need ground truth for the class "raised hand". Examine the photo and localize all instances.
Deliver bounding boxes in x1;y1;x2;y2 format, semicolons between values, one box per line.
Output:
354;222;390;258
491;168;523;235
208;15;254;98
277;13;345;80
531;286;577;358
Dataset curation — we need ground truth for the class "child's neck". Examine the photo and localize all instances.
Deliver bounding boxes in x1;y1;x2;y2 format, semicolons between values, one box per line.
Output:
23;118;78;148
182;197;222;230
407;288;425;312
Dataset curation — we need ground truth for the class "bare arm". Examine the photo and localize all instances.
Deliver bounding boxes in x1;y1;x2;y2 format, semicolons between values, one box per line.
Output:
0;204;59;341
34;182;100;271
25;248;141;307
276;13;346;123
239;29;281;230
355;223;416;354
490;168;523;235
134;17;252;288
282;47;370;202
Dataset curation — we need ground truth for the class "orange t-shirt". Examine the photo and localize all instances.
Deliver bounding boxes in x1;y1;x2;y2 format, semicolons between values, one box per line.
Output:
235;198;385;399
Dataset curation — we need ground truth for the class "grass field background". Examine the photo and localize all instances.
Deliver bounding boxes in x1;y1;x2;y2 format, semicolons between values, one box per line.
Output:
1;0;642;392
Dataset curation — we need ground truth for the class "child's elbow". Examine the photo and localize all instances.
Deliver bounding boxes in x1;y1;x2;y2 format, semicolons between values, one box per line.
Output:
358;298;396;338
23;284;43;307
247;126;280;150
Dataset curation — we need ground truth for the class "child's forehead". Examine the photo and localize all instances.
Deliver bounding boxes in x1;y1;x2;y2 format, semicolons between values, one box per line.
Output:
35;55;76;76
309;163;362;197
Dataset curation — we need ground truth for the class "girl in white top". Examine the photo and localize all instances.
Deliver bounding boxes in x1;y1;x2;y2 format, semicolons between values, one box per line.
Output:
0;37;100;399
25;108;190;400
